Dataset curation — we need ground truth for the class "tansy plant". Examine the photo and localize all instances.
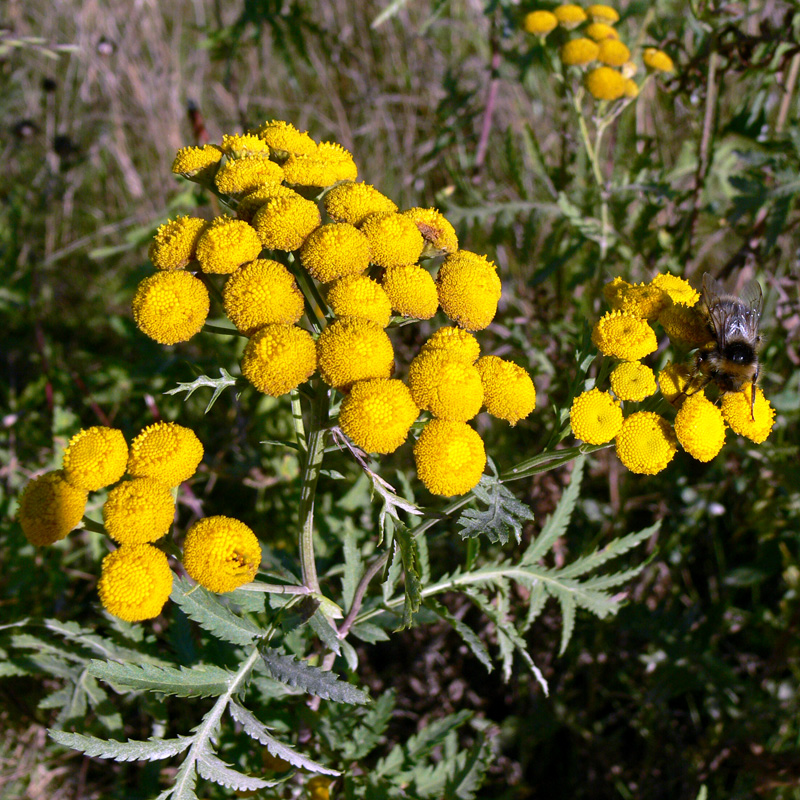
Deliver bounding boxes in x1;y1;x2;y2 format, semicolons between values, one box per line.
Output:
16;120;665;799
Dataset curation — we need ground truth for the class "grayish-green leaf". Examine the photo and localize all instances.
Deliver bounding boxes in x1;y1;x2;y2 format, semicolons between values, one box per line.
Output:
197;750;277;791
426;599;493;673
88;659;232;698
48;730;192;762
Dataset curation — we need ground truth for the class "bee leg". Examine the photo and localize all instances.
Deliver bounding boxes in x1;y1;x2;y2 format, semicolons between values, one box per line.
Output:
678;375;711;405
750;366;759;421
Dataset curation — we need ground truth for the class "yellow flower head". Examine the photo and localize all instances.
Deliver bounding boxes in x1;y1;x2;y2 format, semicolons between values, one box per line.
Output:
408;353;484;422
326;274;392;328
585;22;619;40
609;361;657;402
182;516;262;593
128;421;204;487
591;310;658;361
721;385;775;444
102;478;175;545
657;362;691;404
414;419;486;497
98;544;173;622
674;392;726;462
597;38;631;67
475;355;536;426
299;223;371;283
420;326;481;364
317;318;395;390
381;265;439;320
604;277;669;319
223;259;304;336
252;194;321;251
339;378;420;454
658;303;712;348
18;470;87;546
554;4;588;28
148;216;208;271
195;216;263;274
62;426;128;491
436;250;502;331
643;48;675;73
615;411;677;475
240;324;317;396
132;271;210;345
586;66;627;100
561;38;600;67
214;154;284;196
570;388;623;444
282;141;358;187
323;181;398;227
306;776;331;800
220;133;270;159
650;273;699;306
171;144;223;182
360;212;424;269
624;78;639;98
587;4;620;24
253;120;318;159
401;207;459;257
236;184;300;224
524;10;558;36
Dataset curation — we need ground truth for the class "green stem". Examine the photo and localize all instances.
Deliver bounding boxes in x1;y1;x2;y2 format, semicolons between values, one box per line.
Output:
203;323;248;338
297;382;330;594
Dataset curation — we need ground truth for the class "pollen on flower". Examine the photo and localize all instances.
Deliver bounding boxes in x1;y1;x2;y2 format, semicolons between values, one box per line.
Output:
674;392;726;462
171;145;223;181
436;250;502;331
360;212;425;269
615;411;677;475
62;426;128;491
98;544;173;622
420;327;481;364
316;318;394;390
220;133;269;158
381;265;439;320
658;362;692;404
298;223;371;283
586;66;627;100
554;4;587;28
408;352;484;422
323;181;398;227
591;310;658;361
475;355;536;426
132;271;210;345
643;48;675;73
148;216;208;271
650;273;699;306
214;154;284;195
338;378;420;454
658;303;712;348
236;184;301;224
524;10;558;36
413;419;486;497
604;277;669;319
223;259;304;335
195;216;263;274
127;421;204;487
253;120;318;159
401;207;458;257
102;478;175;545
570;388;623;444
240;324;317;396
585;22;619;41
561;38;600;67
252;194;321;251
182;516;262;593
282;141;358;187
720;385;775;444
609;361;657;402
18;470;87;547
326;275;392;328
597;39;631;67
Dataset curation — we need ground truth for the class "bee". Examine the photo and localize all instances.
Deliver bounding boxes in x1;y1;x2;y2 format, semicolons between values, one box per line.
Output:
691;272;763;419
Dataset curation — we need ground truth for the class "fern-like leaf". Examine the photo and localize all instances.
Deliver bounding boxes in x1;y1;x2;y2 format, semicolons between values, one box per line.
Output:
88;659;232;698
425;599;493;673
457;477;535;545
196;750;277;791
164;368;238;413
48;730;192;762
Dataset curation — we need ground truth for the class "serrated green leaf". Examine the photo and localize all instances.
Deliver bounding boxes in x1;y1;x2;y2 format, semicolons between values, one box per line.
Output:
260;648;369;705
395;521;422;629
164;368;238;413
229;701;340;775
88;660;232;698
341;690;395;761
558;592;577;656
48;729;192;762
457;478;534;545
171;577;264;647
341;525;362;609
426;599;492;674
556;523;658;579
197;751;277;791
444;735;494;800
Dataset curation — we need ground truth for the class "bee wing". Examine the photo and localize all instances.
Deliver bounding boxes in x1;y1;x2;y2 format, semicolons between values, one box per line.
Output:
702;273;729;342
739;278;764;321
702;273;763;347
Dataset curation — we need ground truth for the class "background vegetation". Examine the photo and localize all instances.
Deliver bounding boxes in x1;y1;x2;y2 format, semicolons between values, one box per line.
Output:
2;0;799;797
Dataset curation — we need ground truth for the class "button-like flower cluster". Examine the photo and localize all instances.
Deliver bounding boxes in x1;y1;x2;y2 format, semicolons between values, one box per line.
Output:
570;272;775;474
145;121;538;498
524;3;675;101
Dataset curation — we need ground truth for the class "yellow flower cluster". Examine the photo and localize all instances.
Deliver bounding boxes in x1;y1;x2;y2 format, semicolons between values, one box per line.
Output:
571;272;775;474
524;3;675;101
